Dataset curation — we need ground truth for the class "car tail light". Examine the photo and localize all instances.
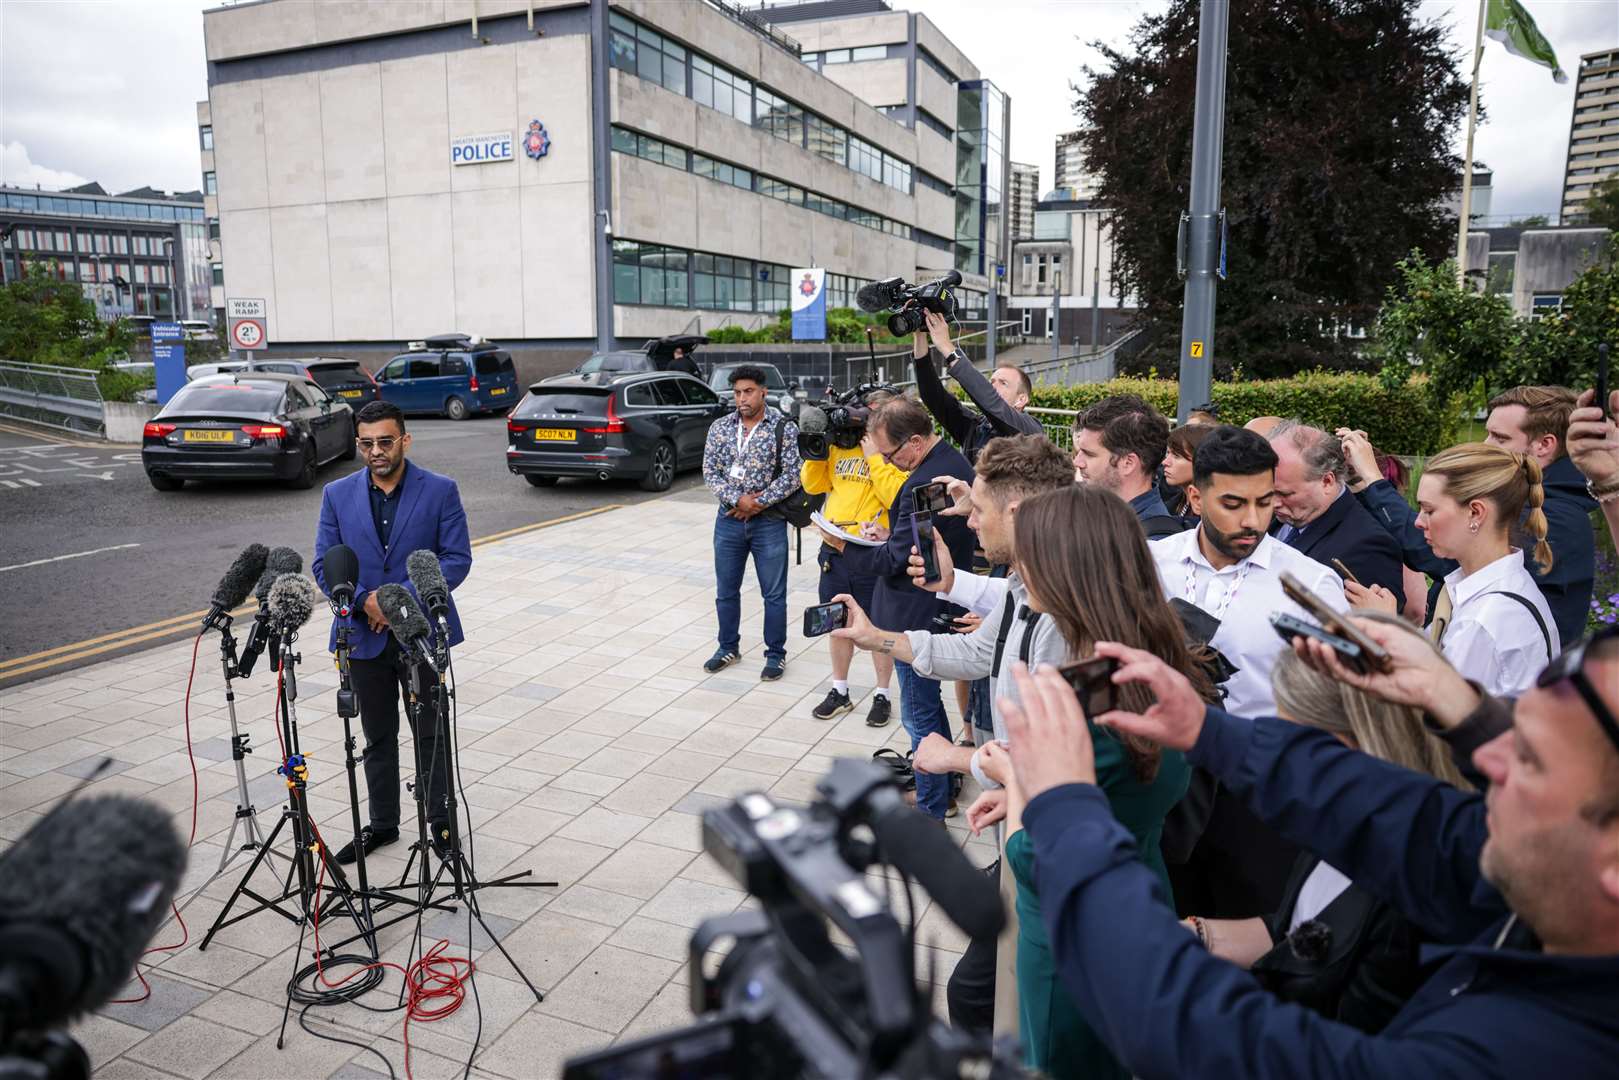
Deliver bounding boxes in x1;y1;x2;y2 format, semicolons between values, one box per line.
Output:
584;397;625;434
470;375;480;393
241;424;285;439
507;419;529;435
143;422;175;438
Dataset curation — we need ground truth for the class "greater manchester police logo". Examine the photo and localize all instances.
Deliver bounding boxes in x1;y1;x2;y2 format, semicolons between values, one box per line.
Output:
524;120;551;160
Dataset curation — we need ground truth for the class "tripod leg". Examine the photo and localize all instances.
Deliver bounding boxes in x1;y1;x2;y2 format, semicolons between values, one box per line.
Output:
455;856;544;1003
200;810;290;951
276;888;316;1050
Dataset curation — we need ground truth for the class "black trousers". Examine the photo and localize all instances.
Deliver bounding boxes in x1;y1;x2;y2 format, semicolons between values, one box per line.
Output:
947;858;999;1034
349;639;447;833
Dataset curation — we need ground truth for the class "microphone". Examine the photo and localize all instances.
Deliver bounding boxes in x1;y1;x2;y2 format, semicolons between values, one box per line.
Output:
868;793;1005;942
856;277;904;313
237;547;303;679
796;400;828;436
939;269;963;289
0;794;186;1035
405;550;451;639
322;544;359;619
267;574;317;632
202;544;267;629
375;582;435;666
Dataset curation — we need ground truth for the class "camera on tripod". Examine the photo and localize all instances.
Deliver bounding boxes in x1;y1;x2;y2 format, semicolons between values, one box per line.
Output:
793;383;899;462
856;270;963;337
562;758;1023;1080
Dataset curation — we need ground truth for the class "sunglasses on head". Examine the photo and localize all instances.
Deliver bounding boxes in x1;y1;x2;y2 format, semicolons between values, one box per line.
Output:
1536;626;1619;756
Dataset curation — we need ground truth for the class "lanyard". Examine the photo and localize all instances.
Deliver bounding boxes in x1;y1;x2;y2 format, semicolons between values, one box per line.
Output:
1182;553;1254;622
735;416;764;460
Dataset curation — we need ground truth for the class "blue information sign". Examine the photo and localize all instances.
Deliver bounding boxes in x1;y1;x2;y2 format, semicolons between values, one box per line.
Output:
151;321;184;342
790;268;827;341
152;342;187;405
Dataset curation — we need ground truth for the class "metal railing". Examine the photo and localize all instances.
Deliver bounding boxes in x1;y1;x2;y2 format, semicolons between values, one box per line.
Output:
0;360;106;437
1020;328;1145;387
1027;407;1081;450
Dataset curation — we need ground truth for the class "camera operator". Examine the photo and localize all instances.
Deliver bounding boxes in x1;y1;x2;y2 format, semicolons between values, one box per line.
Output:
994;613;1619;1079
803;390;905;726
912;310;1042;464
312;400;472;864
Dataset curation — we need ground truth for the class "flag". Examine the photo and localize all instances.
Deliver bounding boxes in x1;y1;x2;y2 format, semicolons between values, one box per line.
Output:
1484;0;1568;84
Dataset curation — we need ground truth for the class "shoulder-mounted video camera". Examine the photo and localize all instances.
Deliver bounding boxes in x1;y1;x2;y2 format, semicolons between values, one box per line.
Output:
856;270;963;337
794;383;902;461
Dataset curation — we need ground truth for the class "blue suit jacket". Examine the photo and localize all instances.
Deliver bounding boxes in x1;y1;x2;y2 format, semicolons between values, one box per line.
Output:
312;462;471;660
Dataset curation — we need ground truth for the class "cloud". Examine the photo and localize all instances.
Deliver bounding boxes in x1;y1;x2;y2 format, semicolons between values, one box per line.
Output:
0;142;90;191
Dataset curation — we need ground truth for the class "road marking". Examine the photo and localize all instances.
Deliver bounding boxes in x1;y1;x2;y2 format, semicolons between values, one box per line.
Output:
19;478;40;487
0;542;142;574
1;505;625;681
0;420;95;446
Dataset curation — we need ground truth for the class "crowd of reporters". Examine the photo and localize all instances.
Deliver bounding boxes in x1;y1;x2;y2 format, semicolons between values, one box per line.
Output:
700;317;1619;1077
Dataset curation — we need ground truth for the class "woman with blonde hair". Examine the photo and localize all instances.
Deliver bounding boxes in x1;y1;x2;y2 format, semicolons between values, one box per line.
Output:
1413;442;1559;695
1181;613;1470;1032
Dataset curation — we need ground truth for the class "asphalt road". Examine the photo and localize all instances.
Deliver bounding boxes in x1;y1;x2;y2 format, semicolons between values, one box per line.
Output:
0;416;704;684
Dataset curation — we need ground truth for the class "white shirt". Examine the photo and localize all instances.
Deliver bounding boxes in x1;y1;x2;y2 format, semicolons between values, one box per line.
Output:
1149;530;1349;719
1440;549;1559;698
1289;860;1353;933
937;570;1007;618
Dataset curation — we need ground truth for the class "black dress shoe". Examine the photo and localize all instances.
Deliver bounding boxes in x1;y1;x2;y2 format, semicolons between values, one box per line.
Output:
335;826;398;865
428;820;453;861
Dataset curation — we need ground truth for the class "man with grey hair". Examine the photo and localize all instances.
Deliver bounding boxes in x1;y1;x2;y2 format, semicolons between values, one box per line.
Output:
1268;419;1404;597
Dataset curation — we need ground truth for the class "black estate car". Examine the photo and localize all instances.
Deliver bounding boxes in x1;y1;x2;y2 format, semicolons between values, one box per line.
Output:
142;373;355;491
506;371;727;491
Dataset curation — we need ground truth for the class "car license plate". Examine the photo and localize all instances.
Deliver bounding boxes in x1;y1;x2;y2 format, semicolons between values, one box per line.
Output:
490;387;508;396
340;389;364;398
183;429;236;443
533;428;575;442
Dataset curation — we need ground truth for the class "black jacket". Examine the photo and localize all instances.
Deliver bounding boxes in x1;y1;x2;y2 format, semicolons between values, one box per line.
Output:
855;438;977;632
911;347;1042;464
1284;487;1406;597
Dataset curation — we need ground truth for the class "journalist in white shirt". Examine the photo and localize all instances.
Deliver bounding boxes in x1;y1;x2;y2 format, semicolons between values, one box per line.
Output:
1413;443;1560;696
1146;426;1348;720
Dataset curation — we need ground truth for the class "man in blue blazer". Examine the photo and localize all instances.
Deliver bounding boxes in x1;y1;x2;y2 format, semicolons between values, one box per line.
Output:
312;400;472;864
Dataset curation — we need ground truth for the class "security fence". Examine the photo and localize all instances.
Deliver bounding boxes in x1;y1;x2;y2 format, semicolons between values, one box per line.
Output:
0;361;106;437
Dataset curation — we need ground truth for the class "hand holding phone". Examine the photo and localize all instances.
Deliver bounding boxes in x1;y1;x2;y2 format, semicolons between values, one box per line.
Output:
1596;342;1610;421
914;481;952;515
1271;612;1368;673
1279;571;1392;673
911;506;942;585
1329;558;1360;586
1059;656;1121;717
803;601;849;637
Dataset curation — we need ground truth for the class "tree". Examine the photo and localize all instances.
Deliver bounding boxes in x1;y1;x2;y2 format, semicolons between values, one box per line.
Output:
1076;0;1471;379
1584;176;1619;232
1507;214;1550;227
0;263;129;366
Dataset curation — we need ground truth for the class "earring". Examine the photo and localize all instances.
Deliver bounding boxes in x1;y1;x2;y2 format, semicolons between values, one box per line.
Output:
1468;520;1481;534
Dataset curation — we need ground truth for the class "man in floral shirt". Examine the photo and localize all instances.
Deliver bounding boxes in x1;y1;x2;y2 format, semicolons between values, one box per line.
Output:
702;366;802;681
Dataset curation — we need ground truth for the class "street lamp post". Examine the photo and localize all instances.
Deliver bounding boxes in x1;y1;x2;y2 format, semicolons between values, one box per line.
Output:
1175;0;1230;424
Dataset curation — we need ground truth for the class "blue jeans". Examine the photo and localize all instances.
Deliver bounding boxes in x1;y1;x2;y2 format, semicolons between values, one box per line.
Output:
895;659;952;819
714;510;788;662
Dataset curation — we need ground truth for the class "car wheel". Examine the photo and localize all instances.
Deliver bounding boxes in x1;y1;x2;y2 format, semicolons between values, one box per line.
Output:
147;472;184;492
639;440;676;492
525;474;559;488
445;396;470;421
286;448;318;490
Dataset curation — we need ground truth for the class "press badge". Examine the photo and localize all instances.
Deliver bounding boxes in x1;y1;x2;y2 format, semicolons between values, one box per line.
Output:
729;462;747;480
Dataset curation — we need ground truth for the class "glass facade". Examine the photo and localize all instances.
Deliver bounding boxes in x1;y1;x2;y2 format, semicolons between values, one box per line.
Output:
613;239;871;316
955;80;1006;277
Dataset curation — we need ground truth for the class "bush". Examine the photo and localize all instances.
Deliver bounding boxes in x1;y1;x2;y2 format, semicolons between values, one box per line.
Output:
1021;372;1459;455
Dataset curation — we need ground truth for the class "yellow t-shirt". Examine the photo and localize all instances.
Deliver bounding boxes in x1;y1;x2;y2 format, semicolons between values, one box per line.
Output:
800;443;909;534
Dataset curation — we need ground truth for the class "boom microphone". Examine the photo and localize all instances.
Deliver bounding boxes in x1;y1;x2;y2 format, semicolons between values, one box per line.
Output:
856;277;904;313
322;544;359;619
267;574;317;631
406;550;451;636
868;794;1005;942
796;400;828;435
203;544;268;629
237;547;303;679
0;794;187;1034
375;582;435;665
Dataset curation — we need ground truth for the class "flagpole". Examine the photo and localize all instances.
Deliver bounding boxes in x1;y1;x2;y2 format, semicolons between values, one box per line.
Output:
1455;0;1486;286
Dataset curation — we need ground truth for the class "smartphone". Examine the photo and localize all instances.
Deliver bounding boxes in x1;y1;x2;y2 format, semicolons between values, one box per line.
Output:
1279;570;1392;673
1059;656;1120;717
914;481;952;514
1329;558;1360;586
911;509;941;584
1270;612;1368;674
1597;342;1610;420
802;601;848;638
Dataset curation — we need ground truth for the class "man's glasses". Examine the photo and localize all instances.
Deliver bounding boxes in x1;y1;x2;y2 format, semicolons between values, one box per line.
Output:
356;436;400;452
1536;626;1619;756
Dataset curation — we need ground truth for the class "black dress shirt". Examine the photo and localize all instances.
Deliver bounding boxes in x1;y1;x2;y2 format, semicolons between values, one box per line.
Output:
368;461;407;549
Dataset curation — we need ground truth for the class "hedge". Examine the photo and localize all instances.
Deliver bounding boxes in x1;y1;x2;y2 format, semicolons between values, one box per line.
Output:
1021;373;1459;455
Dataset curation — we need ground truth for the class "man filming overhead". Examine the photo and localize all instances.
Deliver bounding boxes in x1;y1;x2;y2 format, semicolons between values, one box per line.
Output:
912;309;1042;464
311;400;472;866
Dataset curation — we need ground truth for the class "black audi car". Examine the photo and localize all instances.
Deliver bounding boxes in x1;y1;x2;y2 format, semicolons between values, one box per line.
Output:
141;373;356;491
506;371;728;491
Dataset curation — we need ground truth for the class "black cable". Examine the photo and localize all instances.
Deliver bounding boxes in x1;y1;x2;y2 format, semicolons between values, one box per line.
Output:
298;1002;397;1080
447;654;483;1080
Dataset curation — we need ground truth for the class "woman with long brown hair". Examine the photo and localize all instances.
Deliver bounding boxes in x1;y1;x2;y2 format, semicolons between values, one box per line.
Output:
968;483;1212;1079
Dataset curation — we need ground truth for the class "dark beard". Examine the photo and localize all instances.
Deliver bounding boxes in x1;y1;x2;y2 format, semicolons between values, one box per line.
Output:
1202;520;1263;562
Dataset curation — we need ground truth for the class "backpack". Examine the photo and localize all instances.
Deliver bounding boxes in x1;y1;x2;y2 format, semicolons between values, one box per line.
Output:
764;418;822;529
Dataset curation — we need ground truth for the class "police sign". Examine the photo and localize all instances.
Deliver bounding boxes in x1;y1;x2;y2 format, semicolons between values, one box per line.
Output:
451;132;513;166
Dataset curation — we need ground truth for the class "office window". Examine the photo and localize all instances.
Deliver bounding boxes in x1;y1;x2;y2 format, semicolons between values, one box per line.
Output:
208;219;221;241
849;137;883;183
199;125;213;150
203;171;217;195
692;56;752;124
212;264;224;286
917;110;953;139
693;154;752;191
757;177;805;205
757;264;789;313
611;126;688;170
823;48;851;64
806;113;846;167
693;253;756;312
850;45;887;62
755;87;804;146
800;52;819;65
609;13;686;95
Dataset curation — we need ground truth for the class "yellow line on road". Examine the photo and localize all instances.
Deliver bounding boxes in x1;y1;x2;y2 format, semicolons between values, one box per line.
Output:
0;420;97;447
0;504;626;681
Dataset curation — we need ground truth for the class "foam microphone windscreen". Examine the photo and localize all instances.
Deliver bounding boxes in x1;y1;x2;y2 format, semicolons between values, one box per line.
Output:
405;550;449;614
797;401;828;434
856;278;900;313
375;582;430;647
254;546;304;604
870;803;1005;942
267;574;317;630
0;794;186;1031
210;544;268;612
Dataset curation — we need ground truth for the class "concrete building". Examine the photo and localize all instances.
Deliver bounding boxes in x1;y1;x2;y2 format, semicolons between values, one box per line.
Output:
1053;128;1099;201
1441;164;1494;226
0;182;209;321
1006;191;1133;348
200;0;1003;364
1563;47;1619;224
1008;161;1038;241
1464;223;1612;318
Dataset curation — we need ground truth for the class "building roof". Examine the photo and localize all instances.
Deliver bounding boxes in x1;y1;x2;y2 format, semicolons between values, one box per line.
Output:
64;181;108;195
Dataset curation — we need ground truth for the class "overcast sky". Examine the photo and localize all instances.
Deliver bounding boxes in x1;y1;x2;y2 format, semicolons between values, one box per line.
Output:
1;0;1613;221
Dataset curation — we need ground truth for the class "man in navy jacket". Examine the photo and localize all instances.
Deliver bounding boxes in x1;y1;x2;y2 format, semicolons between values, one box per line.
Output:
313;400;472;864
994;619;1619;1079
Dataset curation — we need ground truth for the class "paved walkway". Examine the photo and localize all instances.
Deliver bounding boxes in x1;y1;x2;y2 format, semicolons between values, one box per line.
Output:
1;488;990;1079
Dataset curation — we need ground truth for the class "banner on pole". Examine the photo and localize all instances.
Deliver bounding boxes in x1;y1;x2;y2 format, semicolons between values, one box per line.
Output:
790;268;827;341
